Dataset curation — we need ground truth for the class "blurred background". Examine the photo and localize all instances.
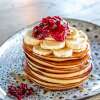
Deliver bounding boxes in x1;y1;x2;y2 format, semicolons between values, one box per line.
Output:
0;0;100;45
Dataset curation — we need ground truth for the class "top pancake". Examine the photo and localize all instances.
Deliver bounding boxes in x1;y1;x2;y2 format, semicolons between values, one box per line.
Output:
23;42;90;62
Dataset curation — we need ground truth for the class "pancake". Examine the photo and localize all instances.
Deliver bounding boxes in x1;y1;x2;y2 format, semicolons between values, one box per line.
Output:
26;57;90;74
22;16;92;90
25;63;92;84
25;72;89;91
24;51;90;69
25;72;86;91
23;40;91;90
24;62;92;90
23;42;90;62
27;62;91;79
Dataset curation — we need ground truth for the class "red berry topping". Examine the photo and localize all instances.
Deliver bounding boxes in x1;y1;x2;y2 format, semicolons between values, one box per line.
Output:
8;83;34;100
32;16;70;41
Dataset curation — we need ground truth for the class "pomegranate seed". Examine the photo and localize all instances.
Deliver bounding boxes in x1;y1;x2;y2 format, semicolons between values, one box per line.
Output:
32;16;69;41
53;16;62;20
8;83;34;100
20;83;27;89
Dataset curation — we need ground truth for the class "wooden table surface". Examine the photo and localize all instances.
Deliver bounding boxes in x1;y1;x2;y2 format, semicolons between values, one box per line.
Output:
0;0;100;99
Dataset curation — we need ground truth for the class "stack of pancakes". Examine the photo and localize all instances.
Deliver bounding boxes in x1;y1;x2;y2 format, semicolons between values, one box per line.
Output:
23;27;92;90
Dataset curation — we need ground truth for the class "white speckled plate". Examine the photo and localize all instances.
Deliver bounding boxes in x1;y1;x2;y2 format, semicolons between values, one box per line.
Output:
0;19;100;100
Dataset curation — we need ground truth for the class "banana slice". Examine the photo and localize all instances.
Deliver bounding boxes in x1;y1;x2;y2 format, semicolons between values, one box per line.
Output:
79;30;88;41
53;47;72;57
66;38;87;51
45;36;54;40
40;40;65;50
23;30;41;46
73;49;84;52
66;27;79;39
33;45;52;56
